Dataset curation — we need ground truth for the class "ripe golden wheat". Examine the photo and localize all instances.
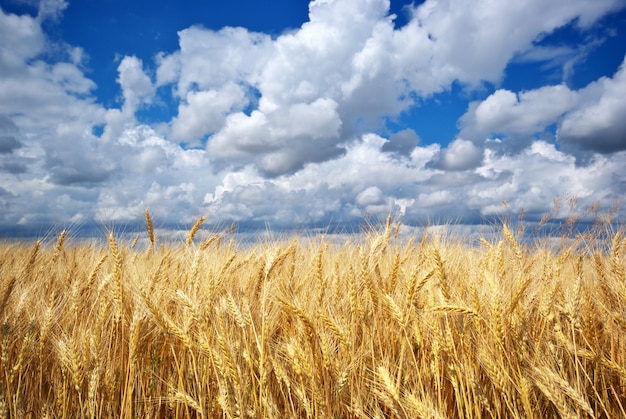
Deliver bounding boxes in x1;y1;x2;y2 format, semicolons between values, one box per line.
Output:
0;213;624;418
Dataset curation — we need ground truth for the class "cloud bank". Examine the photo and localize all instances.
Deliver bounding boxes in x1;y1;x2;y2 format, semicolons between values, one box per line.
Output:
0;0;625;235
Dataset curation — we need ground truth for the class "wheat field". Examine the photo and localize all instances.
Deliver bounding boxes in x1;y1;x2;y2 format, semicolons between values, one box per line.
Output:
0;212;625;418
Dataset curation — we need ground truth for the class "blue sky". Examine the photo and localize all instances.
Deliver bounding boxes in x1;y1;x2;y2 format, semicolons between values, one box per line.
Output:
1;0;625;237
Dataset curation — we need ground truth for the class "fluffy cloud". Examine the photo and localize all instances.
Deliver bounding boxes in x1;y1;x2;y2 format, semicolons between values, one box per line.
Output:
468;142;625;218
0;0;625;235
404;0;625;87
461;85;578;138
156;26;274;96
202;133;625;227
459;55;626;160
153;0;626;178
170;82;248;143
558;55;626;155
431;138;484;171
117;56;155;115
0;8;45;72
207;98;343;176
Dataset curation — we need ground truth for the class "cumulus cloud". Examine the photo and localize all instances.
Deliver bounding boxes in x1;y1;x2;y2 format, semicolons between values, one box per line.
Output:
51;62;96;94
156;26;274;96
468;142;625;218
404;0;626;87
459;54;626;160
356;186;385;206
558;55;626;155
1;0;625;233
117;56;155;115
430;138;484;171
461;85;578;139
170;82;248;143
202;132;625;227
0;9;104;135
0;8;45;73
152;0;626;178
43;135;115;187
381;129;420;156
207;98;343;176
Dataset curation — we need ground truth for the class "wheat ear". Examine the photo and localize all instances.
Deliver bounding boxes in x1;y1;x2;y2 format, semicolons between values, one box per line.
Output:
503;224;523;263
145;209;155;252
186;215;207;246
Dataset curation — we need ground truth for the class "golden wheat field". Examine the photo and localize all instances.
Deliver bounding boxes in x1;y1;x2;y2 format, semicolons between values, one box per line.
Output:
0;212;625;418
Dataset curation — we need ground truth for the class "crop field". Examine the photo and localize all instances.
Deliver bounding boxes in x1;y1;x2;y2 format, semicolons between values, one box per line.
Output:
0;213;625;418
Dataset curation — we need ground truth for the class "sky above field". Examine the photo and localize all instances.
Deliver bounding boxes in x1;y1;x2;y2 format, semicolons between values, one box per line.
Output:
1;0;626;236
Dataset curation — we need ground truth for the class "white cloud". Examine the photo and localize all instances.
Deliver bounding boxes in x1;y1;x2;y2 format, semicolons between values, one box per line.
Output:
558;55;626;154
458;54;626;160
467;142;624;217
154;0;626;177
458;85;579;152
1;0;625;234
207;98;343;176
117;56;155;115
417;190;455;208
471;86;577;136
156;0;403;173
158;26;274;97
170;82;248;143
51;62;96;94
356;186;385;206
432;138;484;171
201;133;625;227
0;9;45;73
405;0;626;87
36;0;68;22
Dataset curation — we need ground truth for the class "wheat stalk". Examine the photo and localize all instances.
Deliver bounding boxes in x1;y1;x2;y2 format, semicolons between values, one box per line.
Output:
169;389;204;417
432;247;450;301
432;305;480;317
186;215;207;246
86;254;107;291
0;276;17;318
51;230;66;263
107;231;124;322
140;290;191;350
376;364;409;419
145;209;155;252
317;311;348;349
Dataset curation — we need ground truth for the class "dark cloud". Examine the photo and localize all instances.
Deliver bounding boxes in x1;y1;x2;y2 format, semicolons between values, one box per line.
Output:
45;157;113;186
559;122;626;156
44;151;114;187
0;115;23;154
0;114;18;132
0;160;28;174
0;135;22;153
557;55;626;160
48;166;113;186
381;128;419;156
